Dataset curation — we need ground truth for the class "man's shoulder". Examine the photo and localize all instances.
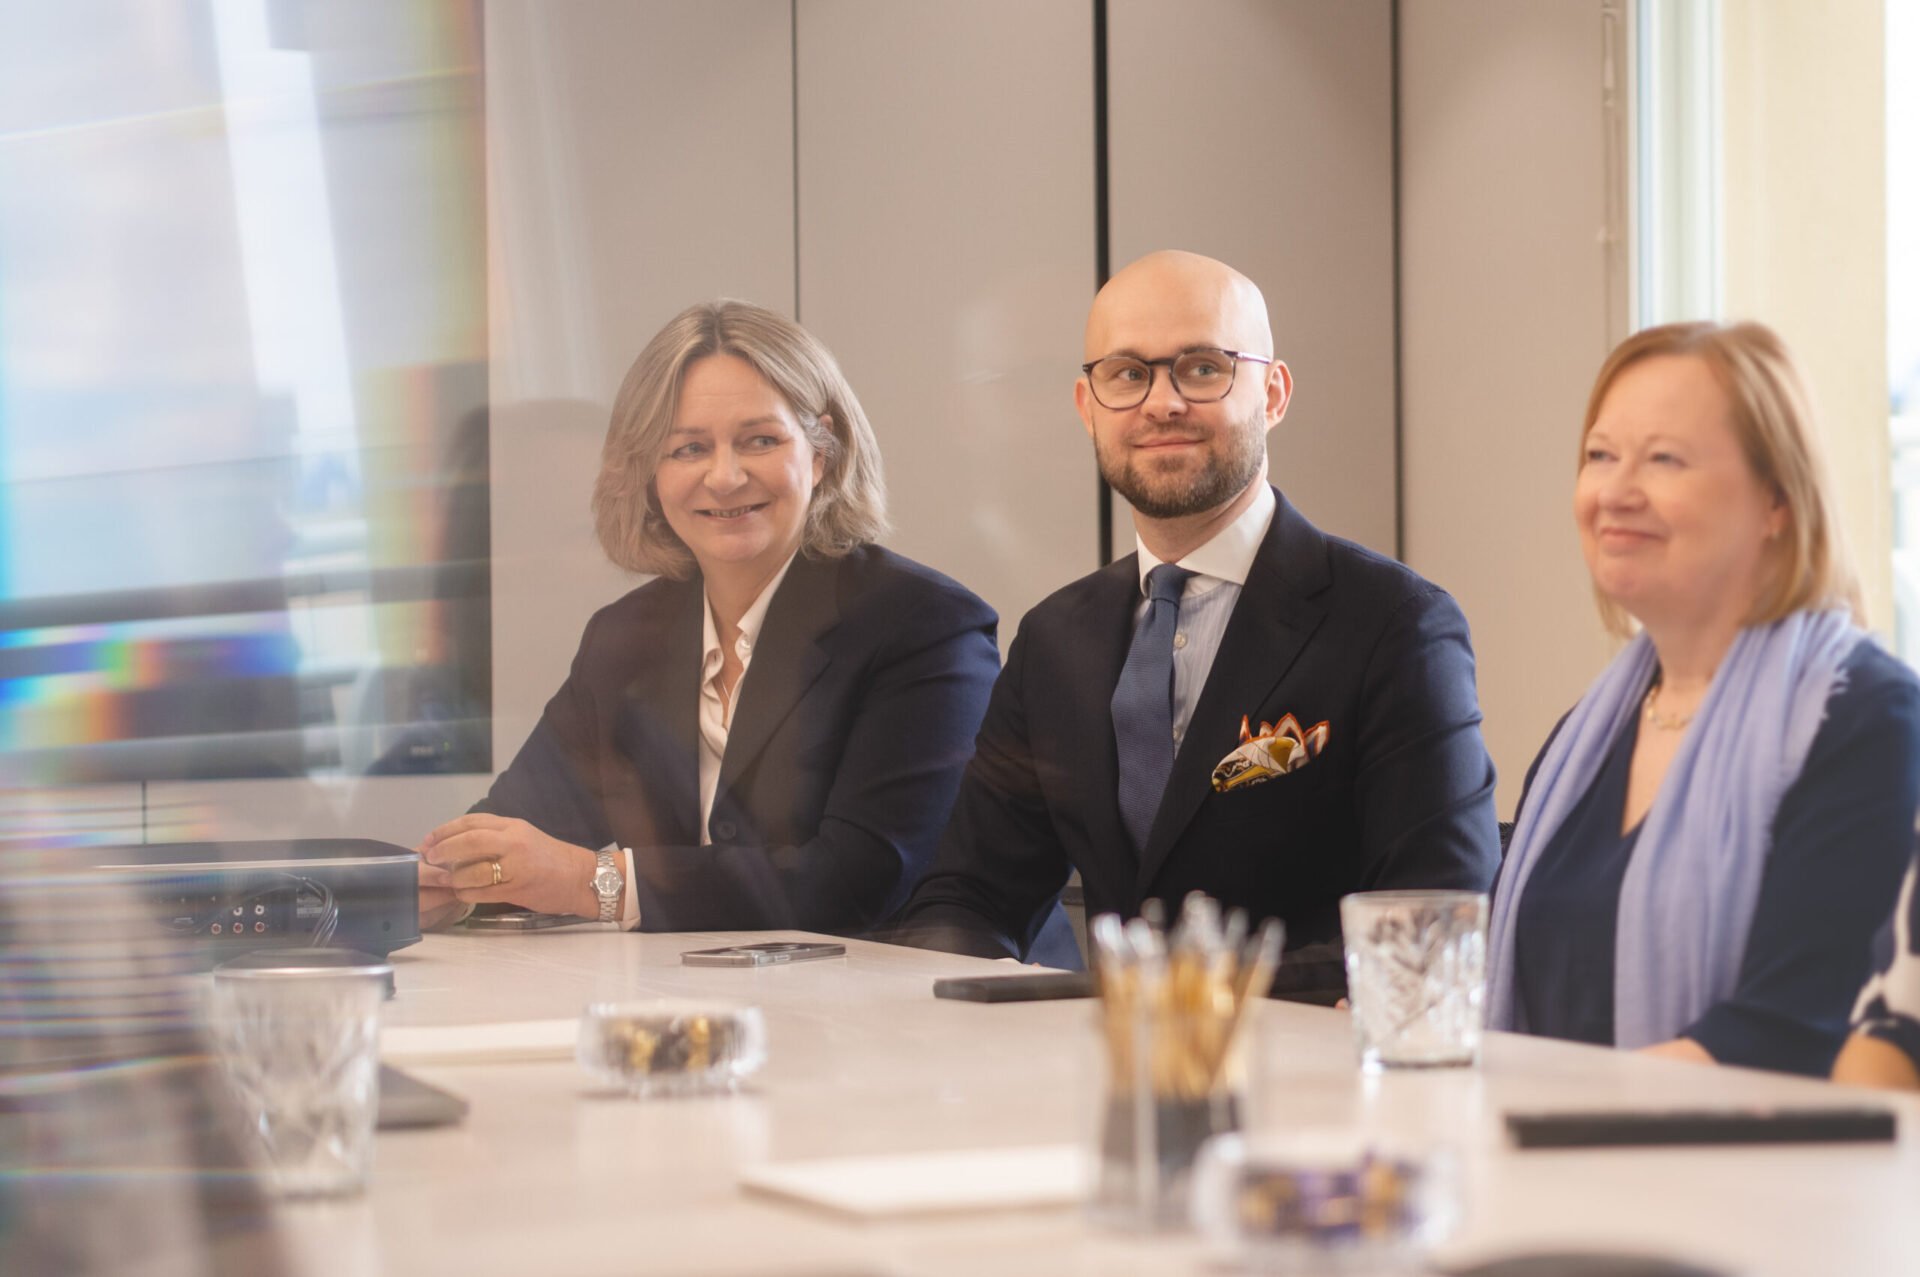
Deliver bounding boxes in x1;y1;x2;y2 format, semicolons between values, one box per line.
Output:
1320;531;1449;606
1014;556;1138;636
1268;502;1456;624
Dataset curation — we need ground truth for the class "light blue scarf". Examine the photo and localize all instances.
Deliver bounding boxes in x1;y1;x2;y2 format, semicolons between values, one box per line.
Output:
1486;609;1865;1047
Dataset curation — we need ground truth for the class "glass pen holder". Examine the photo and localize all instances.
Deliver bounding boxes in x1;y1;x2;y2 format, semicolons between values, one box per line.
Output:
1091;984;1249;1230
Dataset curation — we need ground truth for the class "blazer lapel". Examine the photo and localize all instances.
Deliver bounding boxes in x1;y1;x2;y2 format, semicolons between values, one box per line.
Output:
715;554;837;801
1134;492;1331;896
1073;555;1149;894
618;577;704;847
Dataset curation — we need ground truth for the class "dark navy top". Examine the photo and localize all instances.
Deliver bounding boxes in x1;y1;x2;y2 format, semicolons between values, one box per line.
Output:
1510;639;1920;1076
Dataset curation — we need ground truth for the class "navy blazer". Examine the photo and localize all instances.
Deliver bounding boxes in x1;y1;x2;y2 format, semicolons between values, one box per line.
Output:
900;489;1500;972
476;545;1000;932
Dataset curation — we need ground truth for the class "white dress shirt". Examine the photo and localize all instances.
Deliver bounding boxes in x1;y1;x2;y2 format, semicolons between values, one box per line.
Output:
1132;482;1275;747
611;553;797;929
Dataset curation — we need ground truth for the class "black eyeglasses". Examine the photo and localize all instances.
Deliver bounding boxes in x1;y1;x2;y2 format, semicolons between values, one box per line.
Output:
1080;347;1272;410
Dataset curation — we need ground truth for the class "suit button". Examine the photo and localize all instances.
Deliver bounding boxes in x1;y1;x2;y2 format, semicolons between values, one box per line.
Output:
712;821;736;840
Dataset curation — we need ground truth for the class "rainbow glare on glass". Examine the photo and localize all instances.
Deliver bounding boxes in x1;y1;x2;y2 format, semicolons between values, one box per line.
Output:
0;5;486;784
0;618;299;753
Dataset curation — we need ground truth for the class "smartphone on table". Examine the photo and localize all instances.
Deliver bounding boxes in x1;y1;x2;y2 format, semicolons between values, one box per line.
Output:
463;910;580;931
681;941;847;967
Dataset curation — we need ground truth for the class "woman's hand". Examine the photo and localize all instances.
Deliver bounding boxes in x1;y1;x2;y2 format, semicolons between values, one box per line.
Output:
416;859;474;931
1637;1036;1715;1065
417;814;601;920
1831;1033;1920;1090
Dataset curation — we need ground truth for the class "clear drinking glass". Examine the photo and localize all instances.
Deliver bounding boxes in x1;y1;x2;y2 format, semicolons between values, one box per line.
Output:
1339;890;1489;1070
210;954;390;1197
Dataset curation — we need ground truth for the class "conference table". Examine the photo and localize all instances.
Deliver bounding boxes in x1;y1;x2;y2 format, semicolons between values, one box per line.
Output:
276;929;1920;1276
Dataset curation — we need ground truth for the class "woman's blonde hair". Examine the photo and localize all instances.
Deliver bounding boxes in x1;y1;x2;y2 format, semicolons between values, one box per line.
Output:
592;300;889;578
1579;320;1862;636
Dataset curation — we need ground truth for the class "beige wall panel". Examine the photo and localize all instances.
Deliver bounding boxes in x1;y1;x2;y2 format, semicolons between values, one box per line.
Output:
484;0;796;762
1398;0;1618;814
1107;0;1398;556
1722;0;1891;633
154;0;798;845
795;0;1098;640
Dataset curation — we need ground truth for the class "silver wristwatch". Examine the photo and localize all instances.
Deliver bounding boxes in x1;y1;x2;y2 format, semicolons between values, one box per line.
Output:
591;848;624;924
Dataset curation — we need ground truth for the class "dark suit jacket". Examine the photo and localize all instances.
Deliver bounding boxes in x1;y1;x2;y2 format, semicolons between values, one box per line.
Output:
476;545;1000;932
899;489;1500;981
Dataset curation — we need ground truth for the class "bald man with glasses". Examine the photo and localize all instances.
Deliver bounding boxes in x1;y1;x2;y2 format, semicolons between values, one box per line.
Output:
895;251;1500;994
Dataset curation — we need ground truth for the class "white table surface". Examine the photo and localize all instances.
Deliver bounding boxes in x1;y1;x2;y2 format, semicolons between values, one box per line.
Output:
276;930;1920;1276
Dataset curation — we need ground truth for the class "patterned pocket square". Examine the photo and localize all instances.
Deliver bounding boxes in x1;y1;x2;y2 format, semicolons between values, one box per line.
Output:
1209;713;1330;793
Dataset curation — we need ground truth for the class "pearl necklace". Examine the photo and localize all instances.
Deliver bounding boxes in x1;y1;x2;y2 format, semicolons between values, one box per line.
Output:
1641;682;1694;732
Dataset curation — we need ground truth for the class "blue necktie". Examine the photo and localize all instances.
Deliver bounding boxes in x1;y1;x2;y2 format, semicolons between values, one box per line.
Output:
1111;563;1194;853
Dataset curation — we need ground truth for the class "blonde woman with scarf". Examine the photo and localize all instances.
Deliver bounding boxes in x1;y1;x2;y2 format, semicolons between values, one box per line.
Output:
1486;322;1920;1077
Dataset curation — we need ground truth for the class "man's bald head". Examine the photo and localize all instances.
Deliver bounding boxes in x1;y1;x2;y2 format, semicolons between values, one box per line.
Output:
1072;250;1291;534
1083;250;1273;361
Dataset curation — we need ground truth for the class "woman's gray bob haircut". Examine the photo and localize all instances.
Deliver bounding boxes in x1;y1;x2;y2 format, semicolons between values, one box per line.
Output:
592;299;889;579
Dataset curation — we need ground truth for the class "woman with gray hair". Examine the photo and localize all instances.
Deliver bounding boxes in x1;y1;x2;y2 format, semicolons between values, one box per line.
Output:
416;300;999;933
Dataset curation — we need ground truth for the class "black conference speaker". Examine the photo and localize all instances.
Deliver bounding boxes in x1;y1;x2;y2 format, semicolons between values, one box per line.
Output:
78;839;421;962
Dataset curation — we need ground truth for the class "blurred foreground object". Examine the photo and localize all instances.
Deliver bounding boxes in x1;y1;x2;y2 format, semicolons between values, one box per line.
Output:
576;1000;767;1098
1090;892;1281;1229
211;951;391;1196
1190;1130;1456;1272
0;848;290;1275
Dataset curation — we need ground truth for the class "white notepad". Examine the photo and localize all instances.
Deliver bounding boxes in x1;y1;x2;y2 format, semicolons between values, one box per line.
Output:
740;1144;1089;1218
381;1018;578;1065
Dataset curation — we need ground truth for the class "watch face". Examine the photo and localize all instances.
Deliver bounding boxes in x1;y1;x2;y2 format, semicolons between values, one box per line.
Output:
592;865;622;899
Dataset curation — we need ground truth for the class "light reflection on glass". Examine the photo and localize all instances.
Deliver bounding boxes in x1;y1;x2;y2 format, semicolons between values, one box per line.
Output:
0;0;490;788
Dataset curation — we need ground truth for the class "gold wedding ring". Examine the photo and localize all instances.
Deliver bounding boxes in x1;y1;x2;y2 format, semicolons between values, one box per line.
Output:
489;859;504;887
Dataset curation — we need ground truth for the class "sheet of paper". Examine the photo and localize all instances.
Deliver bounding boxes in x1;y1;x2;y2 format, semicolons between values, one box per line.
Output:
381;1018;578;1065
740;1144;1089;1217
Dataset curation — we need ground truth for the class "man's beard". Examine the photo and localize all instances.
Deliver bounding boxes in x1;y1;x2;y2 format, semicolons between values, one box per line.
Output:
1095;414;1266;520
